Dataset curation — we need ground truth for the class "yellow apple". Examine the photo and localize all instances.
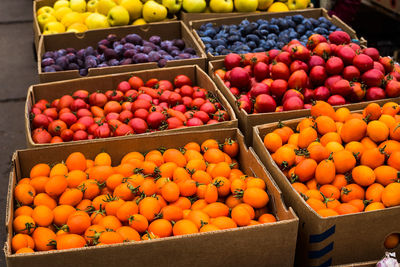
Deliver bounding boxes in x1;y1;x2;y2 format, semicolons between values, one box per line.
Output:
67;22;88;32
37;13;57;31
86;0;98;12
43;21;65;33
96;0;117;15
210;0;233;12
37;6;55;16
132;18;147;25
61;12;84;27
142;1;167;22
258;0;273;10
162;0;182;14
120;0;143;21
53;0;70;10
267;2;289;12
43;30;58;35
182;0;206;12
70;0;87;13
54;6;73;21
107;6;130;26
287;0;309;10
85;13;110;29
234;0;257;12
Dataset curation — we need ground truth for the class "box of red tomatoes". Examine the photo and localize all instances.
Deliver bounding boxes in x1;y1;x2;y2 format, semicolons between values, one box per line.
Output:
37;21;206;83
25;65;237;147
4;128;298;267
209;34;400;145
252;101;400;266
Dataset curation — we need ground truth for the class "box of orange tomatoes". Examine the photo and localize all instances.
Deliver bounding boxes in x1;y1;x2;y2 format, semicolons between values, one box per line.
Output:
4;128;298;267
25;65;237;148
252;101;400;266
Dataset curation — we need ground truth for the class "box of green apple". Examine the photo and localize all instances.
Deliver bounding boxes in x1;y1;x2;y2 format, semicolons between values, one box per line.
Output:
33;0;178;51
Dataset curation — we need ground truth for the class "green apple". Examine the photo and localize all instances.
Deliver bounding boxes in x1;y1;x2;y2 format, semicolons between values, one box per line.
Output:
70;0;86;12
43;21;65;33
107;6;130;26
67;22;88;32
53;0;70;10
257;0;273;10
182;0;206;12
132;18;147;25
54;6;72;21
210;0;233;12
85;12;110;29
287;0;309;10
86;0;99;12
96;0;117;15
142;1;167;22
61;12;84;27
37;13;57;31
120;0;143;20
234;0;257;12
162;0;182;14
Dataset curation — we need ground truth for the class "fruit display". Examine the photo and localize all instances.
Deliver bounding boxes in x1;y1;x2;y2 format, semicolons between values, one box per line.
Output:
41;33;198;75
261;101;400;217
213;32;400;114
29;73;232;144
197;14;346;56
11;137;278;253
35;0;176;35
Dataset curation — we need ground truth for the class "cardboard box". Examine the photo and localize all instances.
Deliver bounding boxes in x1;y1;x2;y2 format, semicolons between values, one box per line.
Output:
33;0;178;51
189;8;367;61
37;21;206;83
209;59;400;145
4;128;299;267
26;65;238;147
252;117;400;266
179;4;315;26
369;0;400;15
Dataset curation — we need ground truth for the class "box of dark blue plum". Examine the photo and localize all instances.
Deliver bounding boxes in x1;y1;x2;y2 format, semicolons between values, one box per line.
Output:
37;21;206;83
189;8;366;61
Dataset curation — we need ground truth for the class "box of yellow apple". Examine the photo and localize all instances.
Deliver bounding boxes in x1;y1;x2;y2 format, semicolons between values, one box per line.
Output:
179;0;313;26
33;0;178;51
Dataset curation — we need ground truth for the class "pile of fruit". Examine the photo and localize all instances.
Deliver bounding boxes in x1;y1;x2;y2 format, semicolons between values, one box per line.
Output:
36;0;177;34
197;15;344;56
263;101;400;217
30;74;230;144
11;138;276;253
214;32;400;114
181;0;309;13
41;33;198;75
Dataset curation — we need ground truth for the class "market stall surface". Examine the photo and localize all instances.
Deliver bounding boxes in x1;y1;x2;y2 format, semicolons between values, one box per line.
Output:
0;0;38;265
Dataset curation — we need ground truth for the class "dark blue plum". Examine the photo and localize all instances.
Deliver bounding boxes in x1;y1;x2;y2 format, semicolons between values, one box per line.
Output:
85;56;97;69
108;59;119;66
183;47;196;55
246;34;260;44
43;66;56;72
158;58;167;67
104;48;117;60
123;43;135;50
114;44;125;56
133;53;149;63
79;68;88;76
43;51;54;59
41;58;55;67
66;48;76;54
120;58;132;65
98;39;110;48
267;24;279;34
178;53;191;59
125;34;143;45
56;49;67;57
123;49;135;58
106;34;118;43
296;24;306;35
98;63;108;68
84;46;95;57
67;63;79;70
55;56;69;70
309;18;320;27
148;51;161;62
292;15;304;24
320;23;330;29
149;35;161;45
52;65;63;71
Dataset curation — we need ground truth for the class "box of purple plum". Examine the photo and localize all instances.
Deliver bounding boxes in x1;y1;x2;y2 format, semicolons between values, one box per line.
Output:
189;8;367;61
37;21;207;83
